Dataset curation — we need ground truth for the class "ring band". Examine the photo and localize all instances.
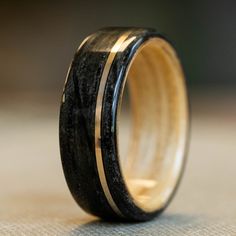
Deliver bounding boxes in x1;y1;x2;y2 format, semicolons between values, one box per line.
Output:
59;27;189;221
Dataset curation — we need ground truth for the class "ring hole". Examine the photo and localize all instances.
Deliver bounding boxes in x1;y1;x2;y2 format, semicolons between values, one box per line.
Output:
118;38;188;212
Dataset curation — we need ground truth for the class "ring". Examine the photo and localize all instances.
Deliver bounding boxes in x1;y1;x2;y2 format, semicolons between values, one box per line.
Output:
59;27;189;221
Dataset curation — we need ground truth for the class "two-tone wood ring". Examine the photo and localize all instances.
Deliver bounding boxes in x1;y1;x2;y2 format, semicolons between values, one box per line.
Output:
59;27;189;221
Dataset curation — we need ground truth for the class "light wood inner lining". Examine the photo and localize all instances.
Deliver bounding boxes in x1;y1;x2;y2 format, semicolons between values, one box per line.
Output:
118;38;188;212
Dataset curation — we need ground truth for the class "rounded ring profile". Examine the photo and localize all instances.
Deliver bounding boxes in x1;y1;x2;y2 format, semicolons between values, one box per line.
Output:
59;27;189;221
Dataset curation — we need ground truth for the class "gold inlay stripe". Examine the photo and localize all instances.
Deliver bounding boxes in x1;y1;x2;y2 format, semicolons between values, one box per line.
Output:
95;32;132;217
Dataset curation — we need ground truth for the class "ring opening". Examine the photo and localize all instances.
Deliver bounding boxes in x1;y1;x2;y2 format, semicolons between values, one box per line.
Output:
118;38;188;212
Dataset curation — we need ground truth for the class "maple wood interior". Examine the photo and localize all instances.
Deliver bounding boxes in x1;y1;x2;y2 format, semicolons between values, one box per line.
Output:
118;38;188;212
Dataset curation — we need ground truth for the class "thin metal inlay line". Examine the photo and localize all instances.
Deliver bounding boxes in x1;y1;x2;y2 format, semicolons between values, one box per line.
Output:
95;32;132;217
